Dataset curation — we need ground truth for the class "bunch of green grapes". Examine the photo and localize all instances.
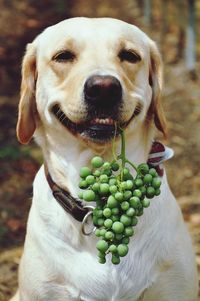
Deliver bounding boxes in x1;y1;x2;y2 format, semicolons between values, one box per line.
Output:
78;131;161;265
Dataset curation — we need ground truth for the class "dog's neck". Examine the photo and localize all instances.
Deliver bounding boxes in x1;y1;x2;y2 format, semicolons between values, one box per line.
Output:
37;124;154;197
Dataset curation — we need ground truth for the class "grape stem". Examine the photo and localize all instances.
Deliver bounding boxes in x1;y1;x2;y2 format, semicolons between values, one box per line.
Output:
118;129;138;180
112;123;118;162
125;159;138;172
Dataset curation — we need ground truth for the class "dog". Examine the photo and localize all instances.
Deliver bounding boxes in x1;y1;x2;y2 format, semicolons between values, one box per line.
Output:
11;17;198;301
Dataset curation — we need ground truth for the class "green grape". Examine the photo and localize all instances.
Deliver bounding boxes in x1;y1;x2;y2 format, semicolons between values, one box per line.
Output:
109;244;117;253
104;219;113;229
99;183;110;195
138;163;149;175
120;214;132;226
107;195;118;208
112;254;120;265
124;226;134;237
103;162;111;170
109;185;118;194
137;208;144;216
80;167;91;178
123;190;132;200
122;237;130;244
91;156;104;168
96;240;109;252
111;162;119;171
103;208;112;218
95;229;101;237
97;218;105;227
78;191;83;199
125;173;134;181
102;169;112;176
140;186;147;196
126;207;136;217
121;201;129;211
115;192;123;202
105;231;114;240
83;190;95;202
155;188;161;196
134;178;143;187
143;174;153;185
98;251;106;259
149;168;158;177
133;189;142;198
111;207;119;215
79;180;88;189
92;182;100;192
86;175;95;185
142;199;150;208
92;216;98;226
131;216;138;226
121;181;127;190
146;186;155;198
137;202;143;211
152;177;161;189
126;180;134;189
93;169;101;177
117;244;128;257
99;257;106;264
93;208;103;218
100;229;107;236
112;221;124;234
109;178;117;185
111;215;119;222
130;196;140;208
100;174;108;183
123;168;130;176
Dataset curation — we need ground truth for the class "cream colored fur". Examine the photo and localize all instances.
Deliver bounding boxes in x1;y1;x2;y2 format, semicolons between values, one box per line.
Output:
11;18;198;301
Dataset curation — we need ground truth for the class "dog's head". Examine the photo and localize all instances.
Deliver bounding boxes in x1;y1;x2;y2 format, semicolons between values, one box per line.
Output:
17;17;167;146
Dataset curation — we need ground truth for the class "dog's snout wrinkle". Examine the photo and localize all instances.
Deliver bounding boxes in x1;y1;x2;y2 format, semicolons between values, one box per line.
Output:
84;75;122;109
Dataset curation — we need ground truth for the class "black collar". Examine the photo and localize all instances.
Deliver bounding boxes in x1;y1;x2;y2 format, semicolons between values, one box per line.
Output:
44;164;89;222
44;142;173;223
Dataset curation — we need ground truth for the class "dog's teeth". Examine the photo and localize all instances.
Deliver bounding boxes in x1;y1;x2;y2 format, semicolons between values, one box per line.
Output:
91;118;114;125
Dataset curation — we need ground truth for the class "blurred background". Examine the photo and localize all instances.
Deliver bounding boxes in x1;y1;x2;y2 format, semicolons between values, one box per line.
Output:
0;0;199;300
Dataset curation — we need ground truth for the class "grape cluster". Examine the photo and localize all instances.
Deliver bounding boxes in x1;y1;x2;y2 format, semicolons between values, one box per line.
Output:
78;157;161;265
78;131;162;265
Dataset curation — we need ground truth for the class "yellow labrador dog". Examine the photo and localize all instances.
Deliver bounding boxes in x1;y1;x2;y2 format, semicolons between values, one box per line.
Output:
12;17;198;301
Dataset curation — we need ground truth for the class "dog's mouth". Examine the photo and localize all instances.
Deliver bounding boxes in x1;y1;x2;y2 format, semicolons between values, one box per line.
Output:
52;104;142;142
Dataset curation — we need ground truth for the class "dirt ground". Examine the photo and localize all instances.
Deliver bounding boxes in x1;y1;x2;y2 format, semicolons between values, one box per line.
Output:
0;1;200;300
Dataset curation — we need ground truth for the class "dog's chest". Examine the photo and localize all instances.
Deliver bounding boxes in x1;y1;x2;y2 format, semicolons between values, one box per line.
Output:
43;238;154;301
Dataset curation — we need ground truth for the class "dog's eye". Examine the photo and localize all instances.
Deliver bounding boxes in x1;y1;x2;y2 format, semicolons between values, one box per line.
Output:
119;50;141;64
53;51;75;62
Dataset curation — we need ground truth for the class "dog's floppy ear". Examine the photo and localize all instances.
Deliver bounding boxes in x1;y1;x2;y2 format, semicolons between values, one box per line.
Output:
147;40;167;138
16;43;38;144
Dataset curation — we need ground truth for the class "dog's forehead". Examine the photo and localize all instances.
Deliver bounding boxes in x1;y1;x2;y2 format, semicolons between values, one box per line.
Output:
36;17;149;54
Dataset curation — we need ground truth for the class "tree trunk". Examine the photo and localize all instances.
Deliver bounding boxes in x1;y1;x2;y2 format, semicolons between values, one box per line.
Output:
143;0;151;26
185;0;197;79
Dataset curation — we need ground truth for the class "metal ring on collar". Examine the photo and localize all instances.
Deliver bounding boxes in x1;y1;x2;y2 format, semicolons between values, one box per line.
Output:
81;206;96;236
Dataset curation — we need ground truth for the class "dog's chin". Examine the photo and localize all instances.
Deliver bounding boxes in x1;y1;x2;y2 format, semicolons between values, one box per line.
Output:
51;104;141;143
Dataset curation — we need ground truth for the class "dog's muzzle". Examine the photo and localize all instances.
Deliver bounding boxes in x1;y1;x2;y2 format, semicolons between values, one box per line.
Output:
82;75;122;141
52;75;142;142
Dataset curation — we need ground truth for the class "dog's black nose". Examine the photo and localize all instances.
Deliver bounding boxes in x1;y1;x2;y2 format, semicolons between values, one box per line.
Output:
84;75;122;108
